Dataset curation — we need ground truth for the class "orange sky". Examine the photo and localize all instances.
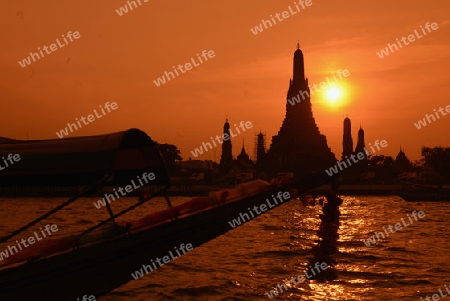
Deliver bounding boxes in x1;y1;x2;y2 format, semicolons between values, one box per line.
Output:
1;0;449;162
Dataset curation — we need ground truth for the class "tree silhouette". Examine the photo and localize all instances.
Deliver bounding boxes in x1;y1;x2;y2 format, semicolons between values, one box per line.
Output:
156;143;182;174
367;155;396;184
421;146;450;182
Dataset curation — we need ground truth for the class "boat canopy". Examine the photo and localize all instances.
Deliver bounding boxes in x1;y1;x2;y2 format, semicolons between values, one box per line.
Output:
0;128;170;187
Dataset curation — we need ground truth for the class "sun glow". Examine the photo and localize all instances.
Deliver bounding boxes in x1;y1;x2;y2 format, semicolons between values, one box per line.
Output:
324;86;345;107
314;70;352;110
327;87;341;102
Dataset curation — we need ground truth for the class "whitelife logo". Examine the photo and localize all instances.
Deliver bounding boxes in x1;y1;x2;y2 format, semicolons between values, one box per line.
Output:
18;31;81;68
93;172;155;209
325;140;388;176
115;0;149;16
265;262;328;298
287;69;350;106
362;210;425;247
131;243;194;280
153;50;215;87
376;22;439;58
190;121;253;158
250;0;313;35
228;191;291;229
0;224;59;261
0;154;21;171
414;105;450;129
76;295;96;301
56;102;118;139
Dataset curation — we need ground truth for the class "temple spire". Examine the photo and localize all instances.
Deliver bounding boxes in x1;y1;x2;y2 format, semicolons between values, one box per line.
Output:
293;40;305;84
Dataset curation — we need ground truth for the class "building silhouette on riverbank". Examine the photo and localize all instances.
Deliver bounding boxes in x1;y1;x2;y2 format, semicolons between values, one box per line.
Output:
264;43;336;177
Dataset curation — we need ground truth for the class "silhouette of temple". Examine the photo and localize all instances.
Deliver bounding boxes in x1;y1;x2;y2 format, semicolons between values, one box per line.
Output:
340;116;367;159
219;119;233;175
354;125;368;170
255;132;267;169
354;126;366;155
233;140;255;175
218;120;255;178
339;116;370;183
266;43;336;177
237;140;250;163
342;117;353;159
395;147;414;172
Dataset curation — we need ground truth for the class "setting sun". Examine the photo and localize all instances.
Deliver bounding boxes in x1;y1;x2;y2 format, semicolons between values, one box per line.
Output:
325;87;343;106
327;87;341;100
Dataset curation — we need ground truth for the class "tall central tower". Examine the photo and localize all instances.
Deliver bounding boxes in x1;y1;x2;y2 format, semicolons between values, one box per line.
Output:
342;117;353;159
267;43;336;177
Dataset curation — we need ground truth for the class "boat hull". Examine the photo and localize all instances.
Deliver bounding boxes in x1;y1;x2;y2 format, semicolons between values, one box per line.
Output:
0;188;291;300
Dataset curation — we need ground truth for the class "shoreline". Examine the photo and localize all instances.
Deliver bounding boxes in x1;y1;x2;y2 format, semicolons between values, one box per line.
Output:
0;184;405;197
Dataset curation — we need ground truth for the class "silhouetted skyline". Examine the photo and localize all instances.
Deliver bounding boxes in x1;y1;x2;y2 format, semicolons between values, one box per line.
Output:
1;0;449;162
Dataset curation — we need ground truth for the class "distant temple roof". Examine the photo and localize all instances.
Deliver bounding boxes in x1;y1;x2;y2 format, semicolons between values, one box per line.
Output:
237;144;250;162
395;147;414;171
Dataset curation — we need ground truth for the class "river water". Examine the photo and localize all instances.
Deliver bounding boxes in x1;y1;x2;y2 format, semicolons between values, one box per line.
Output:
0;195;448;300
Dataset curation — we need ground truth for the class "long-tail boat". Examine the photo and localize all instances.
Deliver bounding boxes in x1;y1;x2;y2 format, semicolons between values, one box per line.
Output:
0;129;338;300
397;181;450;202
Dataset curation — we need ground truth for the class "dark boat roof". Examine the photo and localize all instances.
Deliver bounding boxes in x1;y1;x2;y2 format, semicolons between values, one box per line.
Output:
0;137;19;143
0;128;170;188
